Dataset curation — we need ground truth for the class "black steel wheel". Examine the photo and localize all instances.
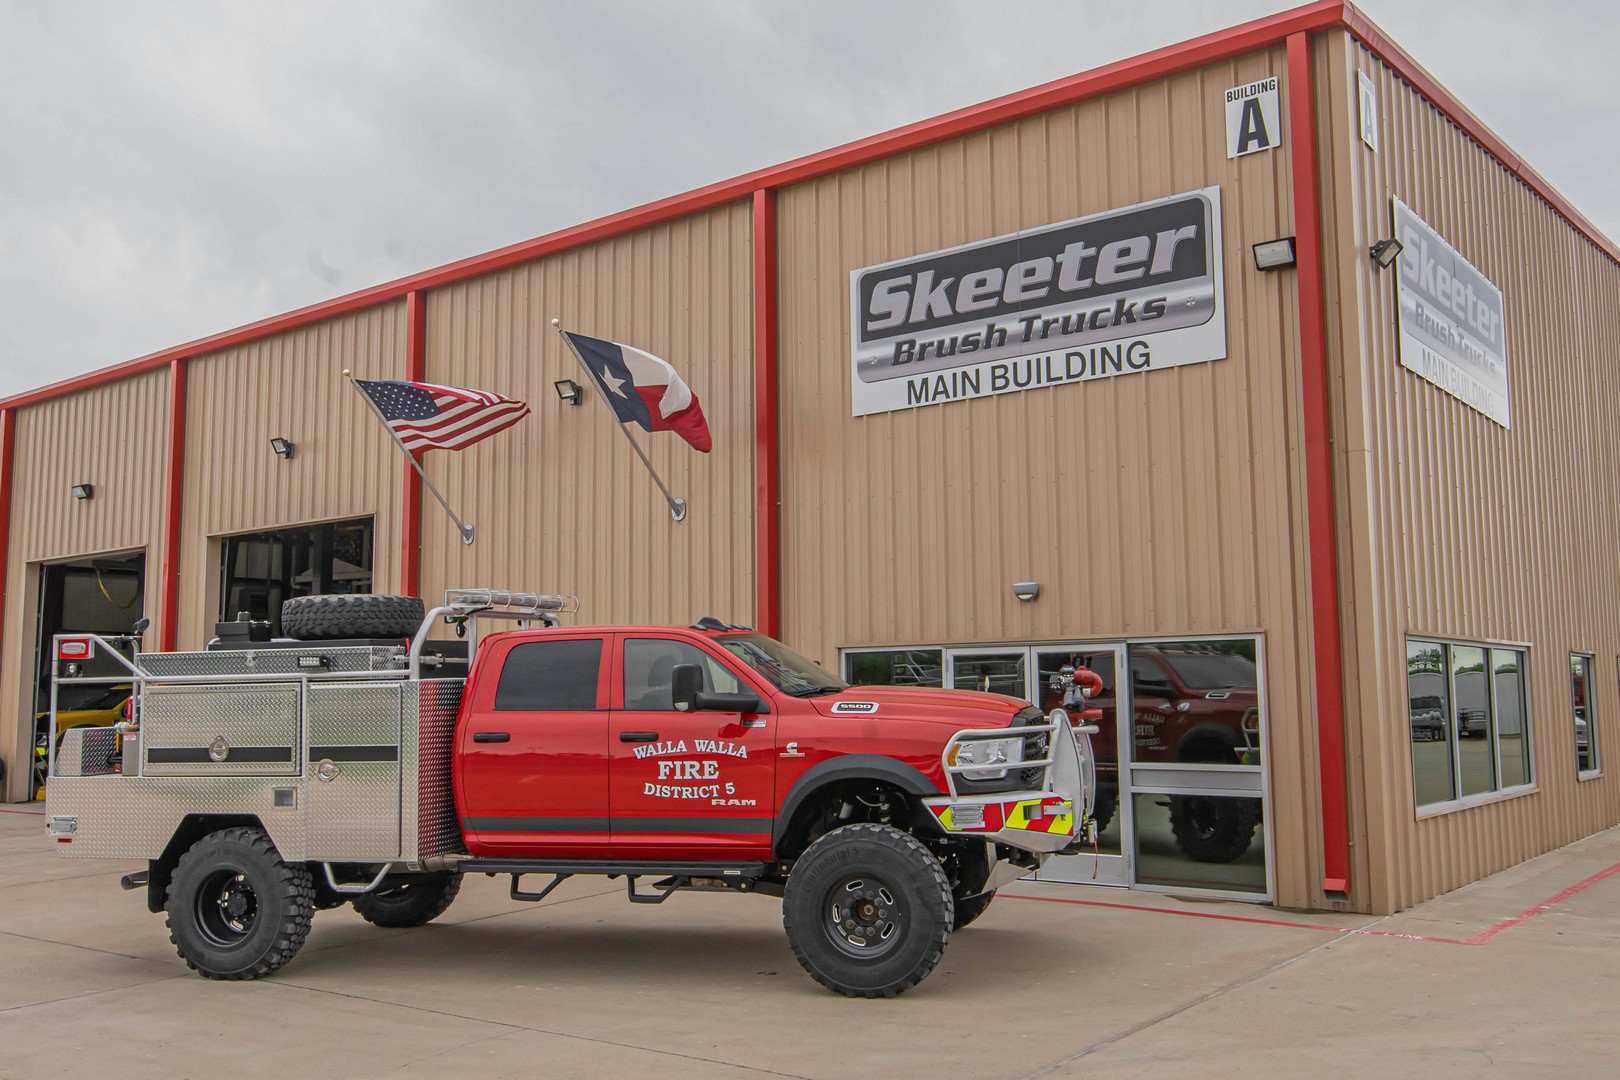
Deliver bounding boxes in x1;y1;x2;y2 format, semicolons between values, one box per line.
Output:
783;823;953;998
165;827;314;979
353;873;462;928
1168;795;1260;864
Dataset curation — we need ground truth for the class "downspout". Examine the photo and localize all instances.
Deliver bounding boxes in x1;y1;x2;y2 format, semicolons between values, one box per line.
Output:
1287;30;1352;901
753;188;781;638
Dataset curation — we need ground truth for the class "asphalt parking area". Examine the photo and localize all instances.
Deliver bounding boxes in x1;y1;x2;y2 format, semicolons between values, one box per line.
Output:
3;806;1618;1079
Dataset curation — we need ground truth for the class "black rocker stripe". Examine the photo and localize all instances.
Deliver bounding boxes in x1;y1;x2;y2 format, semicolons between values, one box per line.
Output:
147;746;293;764
308;745;400;763
463;816;772;835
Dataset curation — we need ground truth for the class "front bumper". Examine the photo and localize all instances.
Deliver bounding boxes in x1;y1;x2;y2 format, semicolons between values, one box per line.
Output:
920;709;1090;856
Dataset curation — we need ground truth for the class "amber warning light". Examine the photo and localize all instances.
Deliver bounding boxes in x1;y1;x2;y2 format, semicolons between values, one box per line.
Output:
57;638;95;661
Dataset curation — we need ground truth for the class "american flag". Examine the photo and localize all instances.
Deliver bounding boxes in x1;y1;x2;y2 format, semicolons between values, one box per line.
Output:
354;379;530;452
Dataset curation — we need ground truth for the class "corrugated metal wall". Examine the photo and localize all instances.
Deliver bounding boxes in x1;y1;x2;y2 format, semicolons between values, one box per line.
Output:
774;49;1332;909
0;370;171;798
1316;30;1620;912
178;303;406;647
418;203;755;627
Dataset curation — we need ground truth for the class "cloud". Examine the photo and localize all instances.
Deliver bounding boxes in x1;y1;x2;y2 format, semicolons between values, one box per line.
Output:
1;0;1615;399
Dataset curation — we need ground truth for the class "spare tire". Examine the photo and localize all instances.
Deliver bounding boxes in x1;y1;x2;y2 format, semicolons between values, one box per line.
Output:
280;595;425;640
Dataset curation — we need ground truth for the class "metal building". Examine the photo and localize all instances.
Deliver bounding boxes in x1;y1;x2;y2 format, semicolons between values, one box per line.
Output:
4;0;1617;916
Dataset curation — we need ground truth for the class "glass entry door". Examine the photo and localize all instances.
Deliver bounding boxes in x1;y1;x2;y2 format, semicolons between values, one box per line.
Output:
944;645;1129;887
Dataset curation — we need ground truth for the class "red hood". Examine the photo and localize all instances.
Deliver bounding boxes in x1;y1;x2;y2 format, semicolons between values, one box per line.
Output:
808;685;1029;725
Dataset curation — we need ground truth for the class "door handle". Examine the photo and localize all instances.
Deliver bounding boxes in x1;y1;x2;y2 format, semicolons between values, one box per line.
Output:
473;732;510;743
619;731;660;743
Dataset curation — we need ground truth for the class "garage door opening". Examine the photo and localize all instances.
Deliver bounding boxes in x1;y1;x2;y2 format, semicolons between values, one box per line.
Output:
30;551;147;793
219;517;374;637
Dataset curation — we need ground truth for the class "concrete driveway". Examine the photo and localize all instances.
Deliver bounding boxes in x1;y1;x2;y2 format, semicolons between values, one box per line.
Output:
2;806;1617;1079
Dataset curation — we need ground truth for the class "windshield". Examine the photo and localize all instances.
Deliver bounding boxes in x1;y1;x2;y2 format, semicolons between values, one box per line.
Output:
717;634;848;696
1162;652;1257;690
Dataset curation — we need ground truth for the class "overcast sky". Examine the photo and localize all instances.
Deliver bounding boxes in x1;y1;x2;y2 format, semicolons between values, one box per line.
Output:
1;1;1614;401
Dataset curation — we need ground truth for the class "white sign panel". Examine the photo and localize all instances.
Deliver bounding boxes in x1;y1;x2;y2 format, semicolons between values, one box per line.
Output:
848;188;1226;417
1392;197;1510;427
1225;77;1281;159
1357;70;1378;151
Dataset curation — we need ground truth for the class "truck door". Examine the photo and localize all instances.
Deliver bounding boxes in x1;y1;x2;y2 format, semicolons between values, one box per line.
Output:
609;636;775;860
455;634;610;856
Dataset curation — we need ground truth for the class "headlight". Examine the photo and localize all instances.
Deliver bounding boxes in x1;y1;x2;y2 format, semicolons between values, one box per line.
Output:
949;737;1021;780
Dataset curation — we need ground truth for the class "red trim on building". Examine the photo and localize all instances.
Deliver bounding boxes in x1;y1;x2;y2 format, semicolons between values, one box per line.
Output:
752;190;781;638
402;291;427;596
1287;32;1351;900
0;409;14;670
159;359;188;651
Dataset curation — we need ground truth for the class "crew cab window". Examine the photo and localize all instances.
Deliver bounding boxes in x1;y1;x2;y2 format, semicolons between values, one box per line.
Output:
622;639;740;710
494;639;603;711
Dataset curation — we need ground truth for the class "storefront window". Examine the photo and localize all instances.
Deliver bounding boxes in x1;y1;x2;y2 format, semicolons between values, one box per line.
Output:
219;518;374;637
1573;654;1598;774
1409;638;1533;811
844;649;942;688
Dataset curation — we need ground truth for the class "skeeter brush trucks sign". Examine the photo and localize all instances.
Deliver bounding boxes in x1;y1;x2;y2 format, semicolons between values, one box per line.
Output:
850;188;1227;416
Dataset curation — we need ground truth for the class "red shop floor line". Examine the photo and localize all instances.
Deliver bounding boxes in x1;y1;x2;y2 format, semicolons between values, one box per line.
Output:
1003;860;1620;946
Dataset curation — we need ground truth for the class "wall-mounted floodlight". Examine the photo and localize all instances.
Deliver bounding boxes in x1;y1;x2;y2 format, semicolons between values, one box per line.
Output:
71;483;94;501
1252;237;1297;271
1369;237;1404;269
269;437;296;460
1012;581;1041;603
554;379;584;406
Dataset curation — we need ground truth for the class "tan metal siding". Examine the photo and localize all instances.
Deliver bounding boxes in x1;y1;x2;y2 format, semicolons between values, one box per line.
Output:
1316;30;1620;913
0;370;170;798
775;49;1330;908
179;303;406;647
418;203;755;627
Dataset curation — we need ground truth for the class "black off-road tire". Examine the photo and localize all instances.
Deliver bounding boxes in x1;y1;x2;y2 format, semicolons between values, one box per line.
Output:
947;839;996;930
165;827;314;979
280;594;425;640
783;823;954;997
1168;795;1260;864
353;873;462;928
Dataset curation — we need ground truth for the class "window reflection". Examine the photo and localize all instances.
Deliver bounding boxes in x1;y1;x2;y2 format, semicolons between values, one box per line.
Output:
1132;792;1266;894
1573;654;1597;773
1409;641;1456;805
845;650;942;688
1494;649;1529;789
951;654;1025;697
1128;642;1260;766
1453;645;1496;797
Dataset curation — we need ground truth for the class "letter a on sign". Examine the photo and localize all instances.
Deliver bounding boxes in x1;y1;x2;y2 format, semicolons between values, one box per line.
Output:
1224;77;1281;159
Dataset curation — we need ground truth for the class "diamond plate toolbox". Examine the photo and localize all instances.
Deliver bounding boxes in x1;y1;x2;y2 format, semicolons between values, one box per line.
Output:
138;645;409;677
141;682;301;776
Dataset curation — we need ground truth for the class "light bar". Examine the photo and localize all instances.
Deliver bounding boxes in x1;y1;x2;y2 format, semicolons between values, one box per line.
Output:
444;588;580;615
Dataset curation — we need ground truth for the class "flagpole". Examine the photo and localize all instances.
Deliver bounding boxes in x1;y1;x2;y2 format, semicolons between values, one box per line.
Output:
343;369;476;545
551;319;688;523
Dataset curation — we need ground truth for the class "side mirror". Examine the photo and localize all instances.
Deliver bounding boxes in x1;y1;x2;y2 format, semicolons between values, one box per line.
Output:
671;664;703;712
695;690;769;714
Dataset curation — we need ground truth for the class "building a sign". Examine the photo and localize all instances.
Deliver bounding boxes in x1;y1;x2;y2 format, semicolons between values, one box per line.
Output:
1392;197;1510;427
1225;77;1281;158
849;188;1226;416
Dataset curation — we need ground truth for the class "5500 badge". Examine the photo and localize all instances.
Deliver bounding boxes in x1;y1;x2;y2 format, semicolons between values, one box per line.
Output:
849;187;1226;416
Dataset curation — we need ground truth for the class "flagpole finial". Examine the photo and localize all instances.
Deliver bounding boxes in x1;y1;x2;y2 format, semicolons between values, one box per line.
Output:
549;317;561;328
342;368;352;377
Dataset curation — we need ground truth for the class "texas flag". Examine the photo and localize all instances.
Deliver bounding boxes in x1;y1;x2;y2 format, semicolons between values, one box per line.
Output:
563;332;712;453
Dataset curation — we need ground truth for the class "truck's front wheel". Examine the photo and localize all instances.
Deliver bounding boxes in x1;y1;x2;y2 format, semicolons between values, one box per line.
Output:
165;828;314;979
353;873;462;928
783;823;954;997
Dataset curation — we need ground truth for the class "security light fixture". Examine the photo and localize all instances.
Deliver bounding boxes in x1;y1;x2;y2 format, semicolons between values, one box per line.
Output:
1012;581;1041;603
554;379;584;406
71;483;94;501
269;437;295;460
1369;237;1404;269
1252;237;1297;271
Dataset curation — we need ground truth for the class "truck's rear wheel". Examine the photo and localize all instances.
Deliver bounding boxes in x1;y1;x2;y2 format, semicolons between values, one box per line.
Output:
165;827;314;979
353;873;461;928
280;594;425;640
783;823;954;997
